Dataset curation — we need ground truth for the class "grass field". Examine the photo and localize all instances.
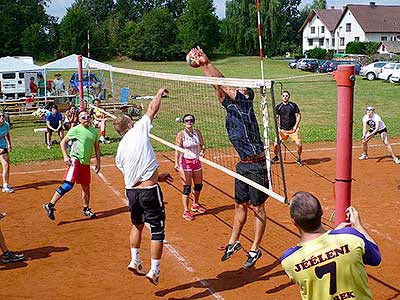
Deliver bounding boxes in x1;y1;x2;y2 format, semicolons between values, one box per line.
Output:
7;56;400;164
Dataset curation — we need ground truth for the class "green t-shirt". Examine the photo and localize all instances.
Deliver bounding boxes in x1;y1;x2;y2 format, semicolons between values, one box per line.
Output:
67;124;99;165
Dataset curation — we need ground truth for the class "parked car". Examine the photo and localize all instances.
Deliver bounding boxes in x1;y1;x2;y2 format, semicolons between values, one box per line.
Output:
295;58;307;69
288;59;298;69
359;61;390;80
317;60;335;73
378;63;400;81
388;63;400;83
69;72;102;93
330;61;361;74
298;59;319;71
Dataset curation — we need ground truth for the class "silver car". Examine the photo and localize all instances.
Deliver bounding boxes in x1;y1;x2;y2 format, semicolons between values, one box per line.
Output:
359;61;390;80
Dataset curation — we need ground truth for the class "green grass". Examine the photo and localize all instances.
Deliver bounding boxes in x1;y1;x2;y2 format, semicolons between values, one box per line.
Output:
7;56;400;164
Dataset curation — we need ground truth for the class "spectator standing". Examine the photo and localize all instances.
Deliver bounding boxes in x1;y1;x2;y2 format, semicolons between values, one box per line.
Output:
29;77;38;95
0;112;14;193
52;73;65;95
45;104;64;150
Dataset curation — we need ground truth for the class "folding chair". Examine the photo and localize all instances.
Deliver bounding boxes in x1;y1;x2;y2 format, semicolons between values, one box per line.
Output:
120;87;130;106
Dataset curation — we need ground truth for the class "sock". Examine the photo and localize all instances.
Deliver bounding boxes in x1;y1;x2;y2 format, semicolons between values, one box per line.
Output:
151;259;160;273
249;250;258;257
130;248;140;262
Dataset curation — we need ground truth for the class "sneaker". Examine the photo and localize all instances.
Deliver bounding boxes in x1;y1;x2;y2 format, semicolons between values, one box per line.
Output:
1;250;25;263
182;210;194;221
99;136;110;144
393;157;400;164
221;241;242;262
83;207;97;218
127;260;146;276
2;186;14;193
191;203;206;214
358;154;368;160
243;249;262;269
271;156;279;164
296;157;304;167
47;144;51;150
146;269;160;286
43;203;56;220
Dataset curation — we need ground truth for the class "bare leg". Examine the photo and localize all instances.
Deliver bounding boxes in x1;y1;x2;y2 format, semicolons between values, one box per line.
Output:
362;140;368;156
180;170;192;212
192;169;203;205
228;203;248;244
81;184;90;208
47;130;53;146
49;191;63;205
250;203;266;251
0;153;10;186
0;227;9;253
150;240;163;260
130;224;144;248
381;132;397;158
296;142;303;158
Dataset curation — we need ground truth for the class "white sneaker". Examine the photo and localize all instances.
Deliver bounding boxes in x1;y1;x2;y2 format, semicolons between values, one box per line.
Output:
146;269;160;286
393;157;400;164
358;154;368;160
127;260;146;276
2;186;14;193
47;144;51;150
99;136;110;144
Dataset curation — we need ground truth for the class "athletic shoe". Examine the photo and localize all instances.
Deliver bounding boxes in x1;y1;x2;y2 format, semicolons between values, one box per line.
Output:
1;250;25;263
358;154;368;160
146;269;160;286
99;136;110;144
221;241;242;262
47;144;51;150
43;203;56;220
182;210;194;221
296;157;304;167
393;157;400;164
127;260;146;276
243;249;262;269
271;156;279;164
191;203;206;214
2;186;14;193
83;207;97;218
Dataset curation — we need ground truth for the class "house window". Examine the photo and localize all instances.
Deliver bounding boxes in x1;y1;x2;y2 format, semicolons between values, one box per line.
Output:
321;26;325;33
319;38;324;46
326;38;329;46
332;38;335;47
355;37;360;42
311;26;315;34
308;39;313;46
381;36;387;41
346;23;351;32
382;45;386;51
340;37;345;46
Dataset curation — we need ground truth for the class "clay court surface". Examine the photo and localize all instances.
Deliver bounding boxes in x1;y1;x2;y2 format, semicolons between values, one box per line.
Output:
1;140;400;300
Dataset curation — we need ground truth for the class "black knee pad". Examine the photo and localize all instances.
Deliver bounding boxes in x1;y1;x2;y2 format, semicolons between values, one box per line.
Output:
150;223;165;241
182;185;191;195
193;183;203;192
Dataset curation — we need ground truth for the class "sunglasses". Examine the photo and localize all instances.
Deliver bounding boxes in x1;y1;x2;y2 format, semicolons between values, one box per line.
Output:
80;115;90;120
282;94;290;98
184;119;194;123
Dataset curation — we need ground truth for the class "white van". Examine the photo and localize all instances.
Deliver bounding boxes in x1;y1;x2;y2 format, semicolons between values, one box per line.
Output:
0;71;37;99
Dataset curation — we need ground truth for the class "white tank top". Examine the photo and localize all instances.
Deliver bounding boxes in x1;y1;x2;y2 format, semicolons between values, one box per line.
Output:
182;129;200;159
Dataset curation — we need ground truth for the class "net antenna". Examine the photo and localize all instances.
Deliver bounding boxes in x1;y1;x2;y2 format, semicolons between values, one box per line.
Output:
256;0;288;202
87;29;91;95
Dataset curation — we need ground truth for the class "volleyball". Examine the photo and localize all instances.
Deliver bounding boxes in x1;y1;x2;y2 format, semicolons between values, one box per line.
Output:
186;51;200;68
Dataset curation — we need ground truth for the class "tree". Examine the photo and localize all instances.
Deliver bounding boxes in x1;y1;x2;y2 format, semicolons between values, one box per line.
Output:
74;0;115;24
125;8;180;61
178;0;220;54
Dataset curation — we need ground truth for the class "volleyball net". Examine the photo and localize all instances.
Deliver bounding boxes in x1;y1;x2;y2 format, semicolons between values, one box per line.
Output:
101;66;288;204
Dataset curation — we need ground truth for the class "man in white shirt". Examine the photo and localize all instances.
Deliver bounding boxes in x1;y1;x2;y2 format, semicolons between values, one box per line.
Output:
359;106;400;164
113;87;171;286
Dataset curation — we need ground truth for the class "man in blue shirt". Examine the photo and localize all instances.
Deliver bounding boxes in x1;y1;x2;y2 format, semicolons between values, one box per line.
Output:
45;104;64;150
190;46;269;269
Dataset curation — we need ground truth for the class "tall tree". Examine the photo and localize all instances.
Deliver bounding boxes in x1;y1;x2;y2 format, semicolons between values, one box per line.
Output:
74;0;115;24
178;0;220;54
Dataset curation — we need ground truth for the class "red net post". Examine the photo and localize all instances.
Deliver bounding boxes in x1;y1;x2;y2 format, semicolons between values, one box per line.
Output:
78;55;84;111
333;65;355;226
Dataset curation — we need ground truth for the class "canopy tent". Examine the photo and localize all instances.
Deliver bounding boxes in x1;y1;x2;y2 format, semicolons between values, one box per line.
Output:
41;54;114;100
0;56;43;72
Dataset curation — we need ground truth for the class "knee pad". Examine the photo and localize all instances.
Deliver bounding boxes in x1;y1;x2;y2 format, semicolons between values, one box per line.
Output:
193;183;203;192
56;181;74;196
182;185;191;195
150;222;165;241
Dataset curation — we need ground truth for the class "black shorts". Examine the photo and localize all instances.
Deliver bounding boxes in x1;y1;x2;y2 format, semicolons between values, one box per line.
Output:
126;184;165;227
235;160;269;206
370;128;387;135
0;148;8;155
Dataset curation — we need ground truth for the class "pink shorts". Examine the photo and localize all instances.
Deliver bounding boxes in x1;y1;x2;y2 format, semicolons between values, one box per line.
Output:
64;159;91;185
179;158;202;172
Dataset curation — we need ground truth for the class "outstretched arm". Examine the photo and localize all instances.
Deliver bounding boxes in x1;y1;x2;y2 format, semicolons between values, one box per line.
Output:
146;88;169;121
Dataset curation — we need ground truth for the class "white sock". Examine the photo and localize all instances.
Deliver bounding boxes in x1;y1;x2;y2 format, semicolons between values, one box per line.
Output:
130;248;140;262
151;259;160;273
249;250;258;257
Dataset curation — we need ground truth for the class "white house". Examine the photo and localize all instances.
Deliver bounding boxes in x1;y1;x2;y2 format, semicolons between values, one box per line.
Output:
300;8;342;53
300;2;400;54
377;41;400;56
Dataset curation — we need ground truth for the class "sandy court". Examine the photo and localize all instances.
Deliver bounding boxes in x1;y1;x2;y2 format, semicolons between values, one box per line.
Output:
0;139;399;299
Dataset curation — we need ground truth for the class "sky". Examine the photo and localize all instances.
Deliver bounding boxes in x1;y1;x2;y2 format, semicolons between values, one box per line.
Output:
46;0;400;20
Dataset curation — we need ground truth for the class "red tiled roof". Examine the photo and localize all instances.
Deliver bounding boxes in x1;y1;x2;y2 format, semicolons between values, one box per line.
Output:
299;9;342;32
347;4;400;33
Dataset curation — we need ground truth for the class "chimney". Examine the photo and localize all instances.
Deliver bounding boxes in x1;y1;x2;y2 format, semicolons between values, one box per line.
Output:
370;2;376;7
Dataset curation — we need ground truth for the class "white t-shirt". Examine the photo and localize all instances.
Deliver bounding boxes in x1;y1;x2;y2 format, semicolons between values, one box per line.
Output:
115;115;159;188
182;129;200;159
362;113;386;131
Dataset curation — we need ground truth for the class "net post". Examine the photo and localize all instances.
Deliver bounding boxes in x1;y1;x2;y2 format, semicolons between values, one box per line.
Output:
78;55;84;111
270;81;289;203
333;65;355;226
260;84;272;190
